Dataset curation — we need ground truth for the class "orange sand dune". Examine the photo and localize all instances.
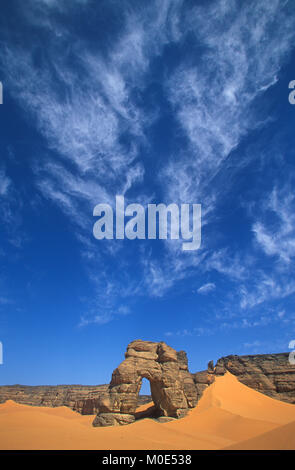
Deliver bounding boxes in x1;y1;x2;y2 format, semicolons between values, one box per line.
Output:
224;420;295;450
1;372;295;450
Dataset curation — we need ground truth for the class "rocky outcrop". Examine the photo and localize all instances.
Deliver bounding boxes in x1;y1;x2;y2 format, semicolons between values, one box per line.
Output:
0;385;108;413
0;384;151;414
192;362;216;399
92;340;198;427
73;394;151;415
191;353;295;404
213;353;295;404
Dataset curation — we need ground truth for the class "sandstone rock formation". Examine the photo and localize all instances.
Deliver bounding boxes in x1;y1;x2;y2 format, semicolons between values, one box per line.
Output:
0;384;108;413
192;361;216;399
92;340;198;427
214;353;295;404
191;353;295;405
0;384;151;414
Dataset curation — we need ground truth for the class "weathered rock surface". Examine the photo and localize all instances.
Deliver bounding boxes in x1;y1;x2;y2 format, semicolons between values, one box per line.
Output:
213;353;295;404
0;384;151;414
0;384;108;413
191;353;295;404
92;340;198;427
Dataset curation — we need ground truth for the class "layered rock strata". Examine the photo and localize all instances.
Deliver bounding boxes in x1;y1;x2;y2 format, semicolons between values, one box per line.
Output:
0;384;108;413
92;340;198;426
0;384;150;414
214;353;295;404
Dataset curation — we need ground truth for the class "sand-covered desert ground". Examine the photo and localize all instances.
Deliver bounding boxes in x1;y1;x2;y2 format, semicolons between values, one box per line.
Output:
0;372;295;450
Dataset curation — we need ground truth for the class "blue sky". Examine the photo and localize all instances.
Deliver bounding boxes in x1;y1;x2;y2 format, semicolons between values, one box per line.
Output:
0;0;295;390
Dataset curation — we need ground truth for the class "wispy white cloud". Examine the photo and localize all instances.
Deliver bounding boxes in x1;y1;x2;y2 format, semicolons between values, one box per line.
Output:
0;167;27;248
141;245;207;297
161;0;294;213
1;0;295;328
29;0;89;10
78;306;129;327
204;249;248;282
1;25;150;228
197;282;216;295
1;0;185;230
145;0;295;298
253;185;295;263
165;326;211;338
243;340;261;349
239;273;295;310
0;169;11;196
165;306;295;340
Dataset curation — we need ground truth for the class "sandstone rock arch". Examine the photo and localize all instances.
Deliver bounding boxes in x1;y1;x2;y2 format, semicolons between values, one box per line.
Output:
92;340;198;426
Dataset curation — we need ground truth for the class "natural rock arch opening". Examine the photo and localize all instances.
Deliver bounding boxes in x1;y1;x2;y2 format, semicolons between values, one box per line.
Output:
92;340;198;427
134;378;159;421
139;377;151;396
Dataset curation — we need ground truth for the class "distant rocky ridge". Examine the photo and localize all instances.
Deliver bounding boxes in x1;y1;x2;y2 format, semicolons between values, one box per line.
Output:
214;353;295;404
192;353;295;405
0;349;294;417
0;384;108;413
0;384;151;414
